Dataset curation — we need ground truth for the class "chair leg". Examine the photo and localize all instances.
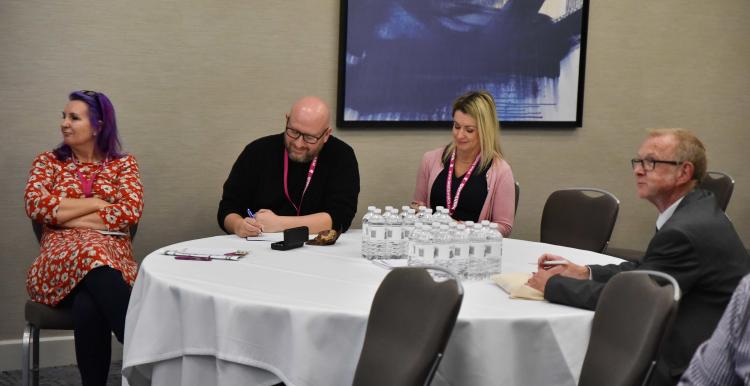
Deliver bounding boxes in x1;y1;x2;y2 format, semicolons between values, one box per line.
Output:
32;326;40;386
21;323;31;386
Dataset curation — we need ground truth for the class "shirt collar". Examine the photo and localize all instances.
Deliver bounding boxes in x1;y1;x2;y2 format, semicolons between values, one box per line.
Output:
656;196;685;230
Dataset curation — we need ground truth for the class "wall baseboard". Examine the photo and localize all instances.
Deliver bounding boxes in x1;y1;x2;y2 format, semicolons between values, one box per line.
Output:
0;334;122;372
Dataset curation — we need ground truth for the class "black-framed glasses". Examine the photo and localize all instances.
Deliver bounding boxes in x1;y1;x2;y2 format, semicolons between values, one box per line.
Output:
285;126;328;144
631;158;682;171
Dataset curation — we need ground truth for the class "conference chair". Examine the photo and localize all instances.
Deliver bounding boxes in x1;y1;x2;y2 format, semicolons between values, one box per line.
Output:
698;170;734;211
578;270;680;386
21;221;137;386
514;180;520;216
540;188;619;253
352;266;464;386
607;170;735;262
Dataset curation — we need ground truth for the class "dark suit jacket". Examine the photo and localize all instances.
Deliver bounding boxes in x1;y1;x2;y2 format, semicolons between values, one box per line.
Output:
545;189;750;386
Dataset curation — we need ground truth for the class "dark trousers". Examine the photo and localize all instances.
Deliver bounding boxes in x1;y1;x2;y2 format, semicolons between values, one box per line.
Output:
59;266;131;386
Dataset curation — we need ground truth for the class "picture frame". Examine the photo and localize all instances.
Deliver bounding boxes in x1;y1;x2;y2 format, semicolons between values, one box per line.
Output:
337;0;590;128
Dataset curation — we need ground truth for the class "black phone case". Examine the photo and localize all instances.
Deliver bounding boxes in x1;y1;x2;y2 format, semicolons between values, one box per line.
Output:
270;226;309;251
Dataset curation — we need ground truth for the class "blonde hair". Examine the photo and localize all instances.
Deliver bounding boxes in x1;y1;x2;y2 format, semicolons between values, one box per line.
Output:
443;90;503;171
648;128;707;181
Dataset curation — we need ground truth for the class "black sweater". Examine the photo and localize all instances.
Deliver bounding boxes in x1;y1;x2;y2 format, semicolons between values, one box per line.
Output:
217;134;360;233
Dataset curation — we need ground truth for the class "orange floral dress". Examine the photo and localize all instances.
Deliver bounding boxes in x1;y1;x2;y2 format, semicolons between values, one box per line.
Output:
24;151;144;306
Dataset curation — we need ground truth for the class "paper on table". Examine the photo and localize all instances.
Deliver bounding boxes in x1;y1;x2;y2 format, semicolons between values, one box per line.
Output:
162;248;249;261
245;233;284;242
246;232;316;242
97;230;128;236
371;259;409;270
491;273;544;301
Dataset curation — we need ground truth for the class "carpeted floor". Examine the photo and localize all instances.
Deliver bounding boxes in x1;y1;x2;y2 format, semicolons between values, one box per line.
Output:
0;360;121;386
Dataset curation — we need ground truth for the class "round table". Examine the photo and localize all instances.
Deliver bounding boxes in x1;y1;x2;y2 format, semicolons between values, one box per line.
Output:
122;230;623;386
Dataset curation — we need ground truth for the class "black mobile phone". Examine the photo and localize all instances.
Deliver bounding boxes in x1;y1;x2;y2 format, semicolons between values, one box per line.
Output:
270;226;309;251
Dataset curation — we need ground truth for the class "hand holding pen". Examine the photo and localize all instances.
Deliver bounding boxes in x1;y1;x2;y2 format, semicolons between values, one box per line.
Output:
240;208;264;237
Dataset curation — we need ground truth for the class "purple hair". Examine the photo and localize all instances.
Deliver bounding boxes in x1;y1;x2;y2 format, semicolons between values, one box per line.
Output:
53;90;124;161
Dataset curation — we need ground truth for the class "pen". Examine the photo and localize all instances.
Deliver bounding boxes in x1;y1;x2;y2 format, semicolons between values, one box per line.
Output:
246;208;264;235
174;255;212;261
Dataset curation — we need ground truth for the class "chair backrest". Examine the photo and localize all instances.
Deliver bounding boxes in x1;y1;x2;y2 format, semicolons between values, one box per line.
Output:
514;181;520;216
698;171;734;212
31;220;138;244
352;266;464;386
578;270;680;386
540;188;619;253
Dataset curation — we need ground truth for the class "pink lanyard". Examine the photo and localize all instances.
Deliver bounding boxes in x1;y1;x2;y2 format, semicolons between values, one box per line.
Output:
74;159;106;198
283;149;318;216
446;150;480;216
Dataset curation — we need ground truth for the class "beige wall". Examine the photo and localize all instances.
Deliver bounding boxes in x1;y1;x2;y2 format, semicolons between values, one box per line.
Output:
1;0;748;342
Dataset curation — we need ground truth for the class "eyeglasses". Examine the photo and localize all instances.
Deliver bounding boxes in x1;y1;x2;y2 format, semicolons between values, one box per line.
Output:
630;158;682;171
285;126;328;144
80;90;98;97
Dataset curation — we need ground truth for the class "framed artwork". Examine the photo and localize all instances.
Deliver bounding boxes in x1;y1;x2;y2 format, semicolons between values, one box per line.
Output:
337;0;590;128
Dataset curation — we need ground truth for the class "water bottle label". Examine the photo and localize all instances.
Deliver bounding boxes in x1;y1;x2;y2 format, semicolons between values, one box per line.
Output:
387;227;402;240
454;245;470;258
418;245;434;259
436;245;451;259
370;227;385;240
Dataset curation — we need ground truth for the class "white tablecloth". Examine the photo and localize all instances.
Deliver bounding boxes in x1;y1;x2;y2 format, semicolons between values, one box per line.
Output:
122;231;623;386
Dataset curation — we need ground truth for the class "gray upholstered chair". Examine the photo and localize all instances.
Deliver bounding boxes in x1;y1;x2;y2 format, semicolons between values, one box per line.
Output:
578;270;680;386
21;221;137;386
540;188;620;253
352;266;463;386
698;170;734;211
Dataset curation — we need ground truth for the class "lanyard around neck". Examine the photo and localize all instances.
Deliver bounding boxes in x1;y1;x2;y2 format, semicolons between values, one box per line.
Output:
446;150;480;216
283;149;318;216
74;158;107;198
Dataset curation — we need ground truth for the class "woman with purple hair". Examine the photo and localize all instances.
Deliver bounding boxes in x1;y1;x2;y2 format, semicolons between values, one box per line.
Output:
23;90;143;385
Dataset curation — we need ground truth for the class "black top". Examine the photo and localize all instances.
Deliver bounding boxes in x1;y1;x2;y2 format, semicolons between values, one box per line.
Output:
217;133;360;233
429;159;489;222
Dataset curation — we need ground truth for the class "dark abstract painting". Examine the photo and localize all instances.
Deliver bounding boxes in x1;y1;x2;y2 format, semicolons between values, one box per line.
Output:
337;0;589;128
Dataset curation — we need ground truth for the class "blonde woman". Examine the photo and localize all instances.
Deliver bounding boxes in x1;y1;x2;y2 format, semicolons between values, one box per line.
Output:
413;90;514;236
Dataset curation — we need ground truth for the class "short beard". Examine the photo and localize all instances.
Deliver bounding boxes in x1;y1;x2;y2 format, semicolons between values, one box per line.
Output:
285;143;318;163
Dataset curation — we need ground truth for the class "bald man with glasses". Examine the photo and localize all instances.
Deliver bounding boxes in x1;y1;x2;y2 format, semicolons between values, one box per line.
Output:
218;96;360;236
527;128;750;386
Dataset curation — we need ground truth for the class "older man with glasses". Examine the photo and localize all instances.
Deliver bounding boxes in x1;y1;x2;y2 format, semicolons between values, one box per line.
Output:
527;128;750;386
218;96;360;236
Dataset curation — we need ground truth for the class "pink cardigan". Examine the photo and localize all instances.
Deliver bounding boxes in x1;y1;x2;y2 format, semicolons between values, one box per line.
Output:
413;147;515;236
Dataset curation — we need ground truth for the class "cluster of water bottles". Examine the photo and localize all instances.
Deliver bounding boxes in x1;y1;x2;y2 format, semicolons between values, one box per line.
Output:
360;205;503;280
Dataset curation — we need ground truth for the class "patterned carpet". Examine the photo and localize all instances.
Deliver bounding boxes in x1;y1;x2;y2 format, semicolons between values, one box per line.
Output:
0;360;121;386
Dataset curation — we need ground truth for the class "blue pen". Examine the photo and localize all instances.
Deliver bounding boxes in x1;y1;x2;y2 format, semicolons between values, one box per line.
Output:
246;208;263;235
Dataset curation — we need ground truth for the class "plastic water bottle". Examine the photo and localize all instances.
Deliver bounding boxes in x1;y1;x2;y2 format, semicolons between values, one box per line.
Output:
486;223;503;276
441;208;453;224
401;209;417;258
360;206;376;258
416;207;433;226
407;223;425;263
434;224;452;270
468;223;487;280
385;208;402;258
452;224;471;279
367;209;385;260
411;224;435;266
